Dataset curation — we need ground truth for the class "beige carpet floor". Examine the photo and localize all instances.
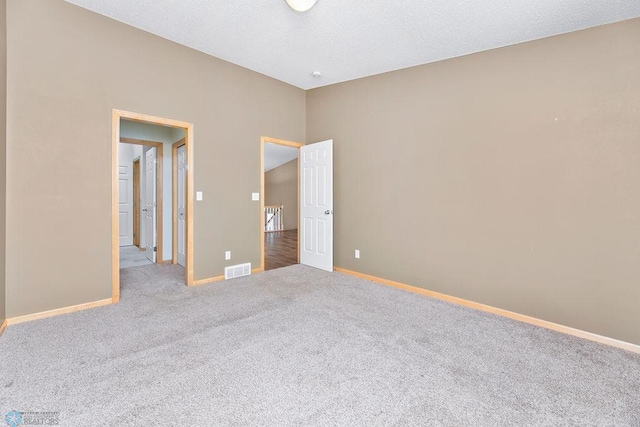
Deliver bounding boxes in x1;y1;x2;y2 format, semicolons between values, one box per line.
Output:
1;264;638;426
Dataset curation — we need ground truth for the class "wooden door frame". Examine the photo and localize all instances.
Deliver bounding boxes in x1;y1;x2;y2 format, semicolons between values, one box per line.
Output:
112;109;195;303
121;137;163;260
172;137;186;264
260;136;304;271
132;157;141;248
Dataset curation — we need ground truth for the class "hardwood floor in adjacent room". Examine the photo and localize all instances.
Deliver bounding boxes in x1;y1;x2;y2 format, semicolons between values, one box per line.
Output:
265;229;298;271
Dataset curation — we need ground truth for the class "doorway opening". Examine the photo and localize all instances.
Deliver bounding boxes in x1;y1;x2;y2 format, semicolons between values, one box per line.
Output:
112;110;194;303
260;137;303;271
117;138;162;269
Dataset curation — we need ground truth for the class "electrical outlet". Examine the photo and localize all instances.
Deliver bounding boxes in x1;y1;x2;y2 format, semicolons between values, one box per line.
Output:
355;249;360;259
225;251;231;260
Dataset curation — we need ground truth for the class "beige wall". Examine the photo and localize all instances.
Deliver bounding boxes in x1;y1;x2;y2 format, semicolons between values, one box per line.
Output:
5;0;305;317
265;159;298;231
0;0;6;325
307;19;640;345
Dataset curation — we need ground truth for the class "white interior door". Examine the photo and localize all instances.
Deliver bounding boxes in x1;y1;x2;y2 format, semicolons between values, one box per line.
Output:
118;163;133;246
177;144;187;267
300;139;333;272
145;147;157;263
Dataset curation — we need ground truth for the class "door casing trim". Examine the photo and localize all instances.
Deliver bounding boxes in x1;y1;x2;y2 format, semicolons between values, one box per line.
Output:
112;109;195;303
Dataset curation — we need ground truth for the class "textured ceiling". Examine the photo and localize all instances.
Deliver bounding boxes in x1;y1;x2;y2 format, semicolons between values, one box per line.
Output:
64;0;640;89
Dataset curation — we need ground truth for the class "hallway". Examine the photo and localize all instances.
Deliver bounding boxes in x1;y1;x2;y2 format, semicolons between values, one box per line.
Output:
120;246;152;269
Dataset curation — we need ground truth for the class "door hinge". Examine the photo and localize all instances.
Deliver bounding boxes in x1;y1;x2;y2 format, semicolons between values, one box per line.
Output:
154;246;157;252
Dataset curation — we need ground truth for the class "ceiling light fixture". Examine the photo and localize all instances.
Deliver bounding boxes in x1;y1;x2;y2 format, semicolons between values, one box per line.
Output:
285;0;318;13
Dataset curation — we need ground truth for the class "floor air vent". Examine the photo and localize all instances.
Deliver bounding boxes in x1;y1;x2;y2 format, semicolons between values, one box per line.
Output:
224;263;252;280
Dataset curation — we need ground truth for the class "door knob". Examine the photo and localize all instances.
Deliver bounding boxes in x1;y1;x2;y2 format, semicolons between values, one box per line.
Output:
324;210;333;215
142;209;148;212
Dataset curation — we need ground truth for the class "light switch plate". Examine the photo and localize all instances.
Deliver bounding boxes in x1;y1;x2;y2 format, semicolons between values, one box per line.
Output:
225;251;231;260
252;192;259;201
196;191;203;201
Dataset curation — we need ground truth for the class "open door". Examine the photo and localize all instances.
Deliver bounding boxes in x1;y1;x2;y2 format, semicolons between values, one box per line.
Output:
145;147;157;263
300;139;333;272
118;161;134;246
177;144;187;267
133;158;141;248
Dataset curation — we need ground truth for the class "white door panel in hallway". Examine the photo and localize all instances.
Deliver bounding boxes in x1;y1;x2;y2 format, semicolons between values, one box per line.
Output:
300;139;333;272
145;147;157;263
118;164;133;246
177;144;187;267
